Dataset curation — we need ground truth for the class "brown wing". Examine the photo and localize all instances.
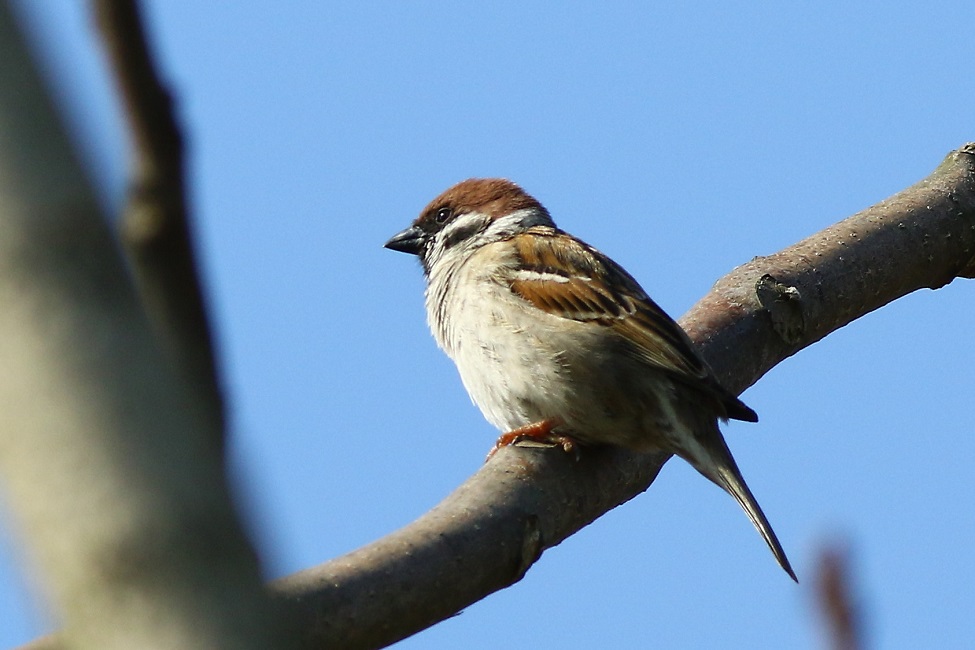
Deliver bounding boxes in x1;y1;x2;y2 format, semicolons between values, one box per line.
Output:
504;228;758;422
505;228;709;380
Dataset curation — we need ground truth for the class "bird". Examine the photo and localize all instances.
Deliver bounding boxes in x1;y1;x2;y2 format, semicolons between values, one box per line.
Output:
384;178;796;581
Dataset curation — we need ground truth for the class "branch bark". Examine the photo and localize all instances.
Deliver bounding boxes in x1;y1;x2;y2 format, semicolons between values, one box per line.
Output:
272;144;975;649
0;4;291;648
92;0;226;452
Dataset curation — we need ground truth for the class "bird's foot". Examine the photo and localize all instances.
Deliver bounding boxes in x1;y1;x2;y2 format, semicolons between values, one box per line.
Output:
486;418;578;461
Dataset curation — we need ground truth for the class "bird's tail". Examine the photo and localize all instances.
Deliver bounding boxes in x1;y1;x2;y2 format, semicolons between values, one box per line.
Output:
715;462;797;582
688;432;797;582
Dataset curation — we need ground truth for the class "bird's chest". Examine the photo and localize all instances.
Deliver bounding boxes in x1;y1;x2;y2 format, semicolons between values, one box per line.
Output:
424;261;576;429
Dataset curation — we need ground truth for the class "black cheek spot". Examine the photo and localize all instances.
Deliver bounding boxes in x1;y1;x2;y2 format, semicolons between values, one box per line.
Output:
440;217;485;250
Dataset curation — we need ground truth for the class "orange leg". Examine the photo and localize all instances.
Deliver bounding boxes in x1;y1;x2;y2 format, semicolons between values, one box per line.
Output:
486;418;577;461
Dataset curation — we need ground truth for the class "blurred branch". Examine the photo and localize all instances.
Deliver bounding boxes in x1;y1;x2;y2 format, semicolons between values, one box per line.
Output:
273;144;975;649
816;543;864;650
92;0;225;451
0;3;290;648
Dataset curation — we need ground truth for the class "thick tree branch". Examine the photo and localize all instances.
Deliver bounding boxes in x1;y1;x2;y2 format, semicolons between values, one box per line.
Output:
273;144;975;649
681;145;975;389
92;0;226;450
0;4;290;648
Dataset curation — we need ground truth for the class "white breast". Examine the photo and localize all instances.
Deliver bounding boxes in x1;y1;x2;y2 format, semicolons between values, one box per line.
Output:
424;242;575;432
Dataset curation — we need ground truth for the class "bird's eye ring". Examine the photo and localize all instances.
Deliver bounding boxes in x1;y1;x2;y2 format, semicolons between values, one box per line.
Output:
435;207;452;224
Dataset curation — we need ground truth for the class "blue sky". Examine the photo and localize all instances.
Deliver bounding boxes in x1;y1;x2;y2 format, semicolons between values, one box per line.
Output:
2;2;974;648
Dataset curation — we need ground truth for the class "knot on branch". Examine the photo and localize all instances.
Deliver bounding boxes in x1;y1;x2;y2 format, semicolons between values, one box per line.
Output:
755;274;805;344
121;182;170;246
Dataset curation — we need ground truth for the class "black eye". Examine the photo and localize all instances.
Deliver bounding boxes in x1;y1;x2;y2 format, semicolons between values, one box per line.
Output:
435;207;452;224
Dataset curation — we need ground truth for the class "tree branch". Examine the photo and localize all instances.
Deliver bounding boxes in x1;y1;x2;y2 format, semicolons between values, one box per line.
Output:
815;543;864;650
92;0;226;451
272;144;975;649
0;4;290;648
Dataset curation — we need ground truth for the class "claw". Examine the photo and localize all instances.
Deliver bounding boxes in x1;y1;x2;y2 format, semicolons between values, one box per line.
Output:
485;418;578;461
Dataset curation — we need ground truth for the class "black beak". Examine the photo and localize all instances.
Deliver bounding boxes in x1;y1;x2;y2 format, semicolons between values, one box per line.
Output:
384;225;426;255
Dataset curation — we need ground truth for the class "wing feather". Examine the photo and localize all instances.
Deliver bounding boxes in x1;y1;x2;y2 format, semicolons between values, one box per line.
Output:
502;228;758;422
505;228;708;381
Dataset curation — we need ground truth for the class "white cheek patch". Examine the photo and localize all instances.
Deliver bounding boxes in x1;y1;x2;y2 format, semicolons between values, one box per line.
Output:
485;208;551;239
435;212;489;256
439;212;490;251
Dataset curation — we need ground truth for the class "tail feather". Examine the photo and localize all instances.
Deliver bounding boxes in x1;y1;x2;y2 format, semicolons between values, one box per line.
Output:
685;428;797;582
714;464;797;582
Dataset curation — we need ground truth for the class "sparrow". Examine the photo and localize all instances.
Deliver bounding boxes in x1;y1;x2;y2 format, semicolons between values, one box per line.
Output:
385;178;796;581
